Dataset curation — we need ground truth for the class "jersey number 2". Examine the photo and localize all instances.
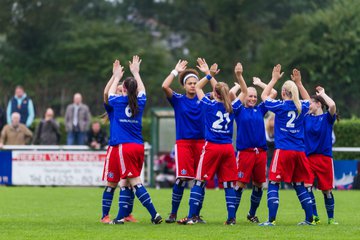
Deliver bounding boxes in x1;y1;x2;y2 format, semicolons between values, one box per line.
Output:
212;111;230;130
286;111;296;128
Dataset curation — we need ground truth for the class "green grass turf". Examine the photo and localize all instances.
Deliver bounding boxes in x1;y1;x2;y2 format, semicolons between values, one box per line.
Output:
0;187;359;240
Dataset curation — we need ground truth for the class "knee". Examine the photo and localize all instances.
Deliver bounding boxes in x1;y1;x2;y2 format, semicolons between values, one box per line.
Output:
236;181;246;189
107;181;118;188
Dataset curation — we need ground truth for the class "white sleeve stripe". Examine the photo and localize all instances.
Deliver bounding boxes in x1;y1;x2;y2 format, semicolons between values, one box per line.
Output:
108;93;121;98
201;99;216;106
137;91;146;97
231;98;240;105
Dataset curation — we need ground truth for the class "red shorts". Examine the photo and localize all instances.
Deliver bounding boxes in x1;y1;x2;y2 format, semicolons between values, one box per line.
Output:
196;142;237;183
102;146;121;183
236;148;267;184
305;154;334;190
269;149;311;183
102;144;144;181
175;139;205;179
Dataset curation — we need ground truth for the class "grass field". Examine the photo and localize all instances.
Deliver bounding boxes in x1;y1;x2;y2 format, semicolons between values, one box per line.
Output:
0;187;359;240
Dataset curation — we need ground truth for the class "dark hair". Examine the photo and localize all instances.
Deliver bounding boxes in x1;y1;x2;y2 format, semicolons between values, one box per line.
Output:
123;77;138;117
215;82;233;113
178;69;199;86
311;94;340;121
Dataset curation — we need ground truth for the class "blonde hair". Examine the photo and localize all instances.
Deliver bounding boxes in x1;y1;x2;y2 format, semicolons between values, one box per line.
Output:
282;80;301;114
215;82;233;113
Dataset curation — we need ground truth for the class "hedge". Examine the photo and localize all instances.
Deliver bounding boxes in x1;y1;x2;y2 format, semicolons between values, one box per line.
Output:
29;117;360;160
333;118;360;160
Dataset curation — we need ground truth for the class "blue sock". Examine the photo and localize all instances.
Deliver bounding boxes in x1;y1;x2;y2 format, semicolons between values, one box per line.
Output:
171;179;186;215
102;186;115;218
224;182;236;220
188;181;204;218
249;186;263;217
307;187;318;217
127;187;135;217
234;186;243;215
293;182;313;222
267;182;280;222
116;187;131;220
196;182;206;216
134;184;157;219
324;192;335;219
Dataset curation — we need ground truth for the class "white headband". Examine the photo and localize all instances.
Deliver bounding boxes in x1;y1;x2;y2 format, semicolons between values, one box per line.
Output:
183;74;199;85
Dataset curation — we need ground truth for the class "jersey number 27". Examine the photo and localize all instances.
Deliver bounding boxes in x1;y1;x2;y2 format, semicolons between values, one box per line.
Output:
212;111;230;130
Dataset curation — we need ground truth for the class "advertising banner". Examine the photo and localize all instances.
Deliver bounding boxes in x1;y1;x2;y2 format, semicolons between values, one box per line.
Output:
11;151;106;186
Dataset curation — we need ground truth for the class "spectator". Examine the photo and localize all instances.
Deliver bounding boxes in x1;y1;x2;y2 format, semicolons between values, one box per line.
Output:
0;112;32;148
33;108;60;145
6;85;35;127
87;121;107;149
0;106;6;132
65;93;91;145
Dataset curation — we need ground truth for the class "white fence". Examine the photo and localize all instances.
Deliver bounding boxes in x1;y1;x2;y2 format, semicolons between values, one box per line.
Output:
1;143;152;186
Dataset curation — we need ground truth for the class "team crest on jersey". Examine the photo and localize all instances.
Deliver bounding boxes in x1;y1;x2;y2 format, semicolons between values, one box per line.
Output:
196;100;200;105
238;171;244;178
253;109;257;112
181;169;187;175
107;172;114;178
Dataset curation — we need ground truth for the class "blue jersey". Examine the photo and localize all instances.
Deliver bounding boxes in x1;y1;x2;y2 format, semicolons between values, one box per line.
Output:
264;98;309;151
234;102;268;150
103;103;116;146
304;112;335;157
168;92;205;140
108;92;146;144
200;96;241;144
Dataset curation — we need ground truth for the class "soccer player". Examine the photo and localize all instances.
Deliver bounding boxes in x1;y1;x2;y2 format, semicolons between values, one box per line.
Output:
230;75;277;223
259;65;314;226
162;58;218;224
304;86;338;225
178;62;246;225
100;61;136;223
107;56;162;224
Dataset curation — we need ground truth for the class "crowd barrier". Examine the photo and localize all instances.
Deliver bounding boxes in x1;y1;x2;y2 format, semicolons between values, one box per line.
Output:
0;143;151;186
0;145;358;188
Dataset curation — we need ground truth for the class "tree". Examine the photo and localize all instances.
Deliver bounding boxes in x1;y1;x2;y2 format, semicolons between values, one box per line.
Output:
259;0;360;117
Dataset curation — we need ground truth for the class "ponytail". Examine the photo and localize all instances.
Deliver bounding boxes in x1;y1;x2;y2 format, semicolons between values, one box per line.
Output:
283;80;301;115
215;82;233;113
123;77;139;117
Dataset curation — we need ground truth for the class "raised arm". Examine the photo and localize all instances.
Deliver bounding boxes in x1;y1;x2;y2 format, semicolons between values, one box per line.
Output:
291;69;310;100
129;55;145;93
161;60;188;98
229;82;241;101
316;86;336;116
104;76;114;103
253;77;277;99
103;61;117;103
261;64;284;101
195;76;210;100
234;62;248;102
196;58;220;89
108;60;124;96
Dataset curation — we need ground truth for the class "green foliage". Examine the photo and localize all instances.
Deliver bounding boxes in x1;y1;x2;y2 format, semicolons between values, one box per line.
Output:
334;118;360;160
259;0;360;117
1;0;359;119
